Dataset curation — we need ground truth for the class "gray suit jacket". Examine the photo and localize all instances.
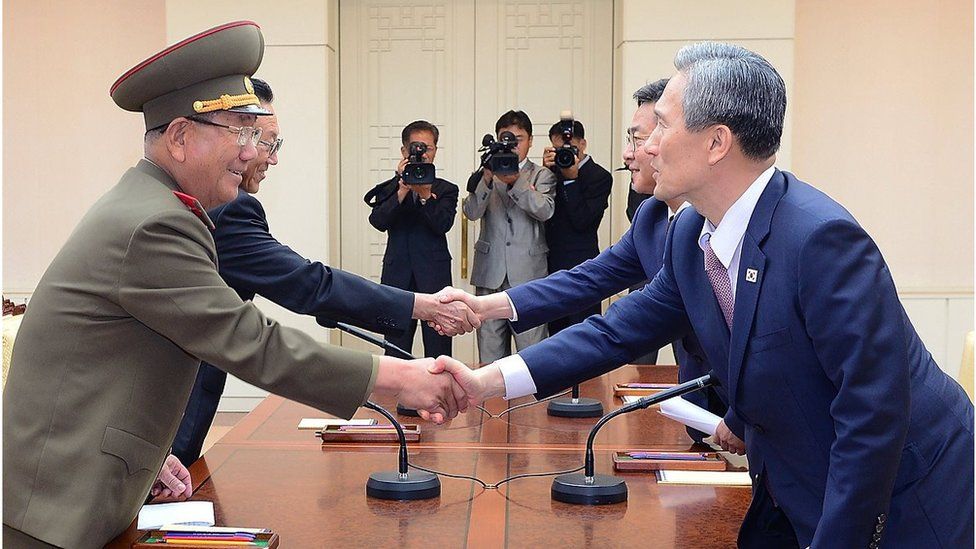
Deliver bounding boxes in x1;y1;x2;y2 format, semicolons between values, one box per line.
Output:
2;160;377;548
462;159;556;289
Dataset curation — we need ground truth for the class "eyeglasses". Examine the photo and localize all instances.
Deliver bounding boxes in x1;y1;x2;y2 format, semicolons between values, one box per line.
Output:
188;116;263;147
625;133;651;153
258;137;284;157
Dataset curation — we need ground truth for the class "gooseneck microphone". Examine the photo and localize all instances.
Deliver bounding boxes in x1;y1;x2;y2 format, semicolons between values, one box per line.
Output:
315;317;421;417
362;400;440;500
551;372;716;505
547;383;604;418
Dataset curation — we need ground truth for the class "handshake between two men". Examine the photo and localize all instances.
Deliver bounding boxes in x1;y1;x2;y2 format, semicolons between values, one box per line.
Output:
390;287;511;424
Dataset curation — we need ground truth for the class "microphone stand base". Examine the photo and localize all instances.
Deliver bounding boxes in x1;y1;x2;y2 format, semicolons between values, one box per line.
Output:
396;403;421;417
366;470;440;501
551;473;627;505
547;397;604;418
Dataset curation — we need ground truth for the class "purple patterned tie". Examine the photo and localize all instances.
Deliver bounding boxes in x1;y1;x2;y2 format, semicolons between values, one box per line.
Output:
703;236;734;329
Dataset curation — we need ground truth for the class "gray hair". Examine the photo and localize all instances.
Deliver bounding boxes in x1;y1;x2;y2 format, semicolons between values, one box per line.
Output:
674;42;786;160
633;78;669;107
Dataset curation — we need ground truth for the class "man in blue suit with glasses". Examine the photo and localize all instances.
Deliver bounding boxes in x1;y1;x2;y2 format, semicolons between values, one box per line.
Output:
437;42;974;548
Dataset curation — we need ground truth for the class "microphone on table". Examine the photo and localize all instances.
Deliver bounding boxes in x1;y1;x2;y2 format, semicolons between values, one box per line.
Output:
315;317;439;500
361;400;440;500
547;383;604;418
551;372;716;505
315;317;421;417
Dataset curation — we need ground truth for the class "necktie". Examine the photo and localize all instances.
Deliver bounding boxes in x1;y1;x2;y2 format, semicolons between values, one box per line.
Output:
703;235;734;329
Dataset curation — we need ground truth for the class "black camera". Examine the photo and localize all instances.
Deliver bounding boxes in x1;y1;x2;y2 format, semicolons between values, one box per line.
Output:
478;131;520;176
554;111;579;170
402;141;435;185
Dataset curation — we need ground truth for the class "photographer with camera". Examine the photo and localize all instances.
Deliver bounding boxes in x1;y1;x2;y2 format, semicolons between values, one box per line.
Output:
541;115;612;335
365;120;459;357
462;110;556;362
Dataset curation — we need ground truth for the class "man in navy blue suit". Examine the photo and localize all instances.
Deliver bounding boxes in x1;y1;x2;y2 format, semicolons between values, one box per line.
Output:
435;80;741;448
438;43;973;548
172;80;479;466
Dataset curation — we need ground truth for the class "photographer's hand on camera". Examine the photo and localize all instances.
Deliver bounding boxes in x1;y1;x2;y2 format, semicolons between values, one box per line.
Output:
395;158;412;203
543;146;580;181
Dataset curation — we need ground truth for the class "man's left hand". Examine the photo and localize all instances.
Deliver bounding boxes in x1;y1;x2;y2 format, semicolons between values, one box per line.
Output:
150;454;193;502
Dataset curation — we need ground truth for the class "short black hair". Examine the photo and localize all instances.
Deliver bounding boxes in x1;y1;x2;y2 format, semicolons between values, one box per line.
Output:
401;120;439;145
633;78;669;106
495;110;532;136
250;77;273;103
548;119;585;139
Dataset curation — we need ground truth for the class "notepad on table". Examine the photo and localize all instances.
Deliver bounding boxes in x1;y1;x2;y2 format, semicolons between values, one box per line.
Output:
137;501;215;530
655;470;752;486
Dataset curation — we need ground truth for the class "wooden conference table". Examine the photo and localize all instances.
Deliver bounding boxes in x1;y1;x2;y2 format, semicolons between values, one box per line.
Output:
109;365;751;548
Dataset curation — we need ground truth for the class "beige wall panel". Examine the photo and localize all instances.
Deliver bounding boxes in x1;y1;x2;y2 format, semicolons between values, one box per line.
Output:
947;297;975;379
2;1;165;292
793;0;974;291
902;298;949;370
618;0;794;43
165;0;328;45
248;46;332;263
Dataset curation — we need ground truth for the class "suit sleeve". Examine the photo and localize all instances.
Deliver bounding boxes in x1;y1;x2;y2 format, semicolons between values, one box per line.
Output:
418;182;458;234
518;229;691;398
117;210;377;419
367;179;403;232
508;221;647;332
214;195;413;335
558;165;612;232
508;168;556;221
798;219;911;547
462;176;492;220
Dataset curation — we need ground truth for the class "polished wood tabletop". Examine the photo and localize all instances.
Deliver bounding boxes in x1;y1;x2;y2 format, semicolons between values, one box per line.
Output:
109;365;751;548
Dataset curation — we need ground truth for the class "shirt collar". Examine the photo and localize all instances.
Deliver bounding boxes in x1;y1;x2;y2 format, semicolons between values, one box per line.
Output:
518;158;529;170
697;165;776;268
670;201;692;218
577;155;591;169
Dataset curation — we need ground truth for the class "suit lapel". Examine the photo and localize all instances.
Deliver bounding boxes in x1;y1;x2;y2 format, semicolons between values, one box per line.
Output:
727;170;787;405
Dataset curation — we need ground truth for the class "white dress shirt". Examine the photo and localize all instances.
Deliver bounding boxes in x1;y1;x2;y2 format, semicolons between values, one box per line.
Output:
496;166;775;399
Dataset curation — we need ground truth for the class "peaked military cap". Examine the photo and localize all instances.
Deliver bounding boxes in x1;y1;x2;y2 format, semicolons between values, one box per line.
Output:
110;20;270;130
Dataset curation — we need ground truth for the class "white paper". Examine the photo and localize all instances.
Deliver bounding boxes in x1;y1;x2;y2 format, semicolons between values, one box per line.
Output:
298;418;377;430
656;470;752;486
658;397;722;436
137;501;215;530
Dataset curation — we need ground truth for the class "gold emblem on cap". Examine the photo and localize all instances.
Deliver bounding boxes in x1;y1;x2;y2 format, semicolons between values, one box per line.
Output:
192;93;260;113
244;76;254;94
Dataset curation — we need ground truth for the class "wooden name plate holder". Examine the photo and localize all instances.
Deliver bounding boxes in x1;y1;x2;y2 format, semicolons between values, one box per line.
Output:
613;451;727;471
612;383;677;397
318;424;421;443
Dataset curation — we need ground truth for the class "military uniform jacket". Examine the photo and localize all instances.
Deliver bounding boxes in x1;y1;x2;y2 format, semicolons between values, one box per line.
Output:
461;160;557;289
2;160;377;548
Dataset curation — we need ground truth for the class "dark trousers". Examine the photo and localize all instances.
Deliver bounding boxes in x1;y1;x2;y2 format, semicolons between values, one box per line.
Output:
172;363;227;467
385;272;451;358
738;471;800;549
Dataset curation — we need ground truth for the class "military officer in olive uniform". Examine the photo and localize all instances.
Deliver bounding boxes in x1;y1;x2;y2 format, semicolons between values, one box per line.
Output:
2;21;466;548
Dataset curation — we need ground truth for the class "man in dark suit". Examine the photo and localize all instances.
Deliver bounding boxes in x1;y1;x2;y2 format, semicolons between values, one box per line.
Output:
172;86;477;467
434;80;741;448
540;119;612;335
365;120;459;358
439;42;973;548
